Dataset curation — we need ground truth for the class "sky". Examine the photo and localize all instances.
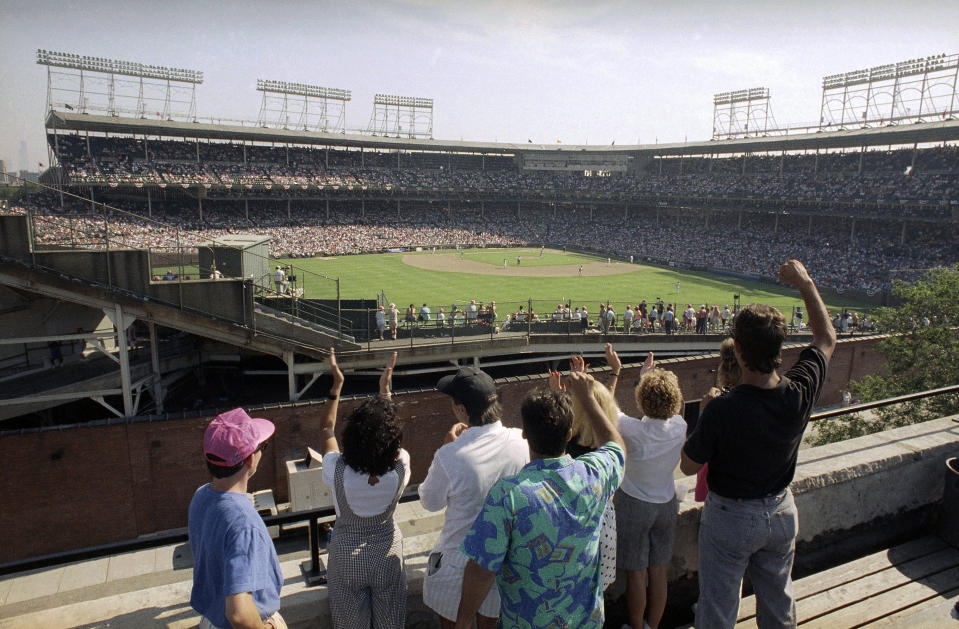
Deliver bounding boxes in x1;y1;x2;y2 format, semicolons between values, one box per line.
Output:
1;0;958;173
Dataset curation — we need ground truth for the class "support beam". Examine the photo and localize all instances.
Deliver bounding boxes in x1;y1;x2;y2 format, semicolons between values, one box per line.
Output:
284;349;296;402
149;321;164;414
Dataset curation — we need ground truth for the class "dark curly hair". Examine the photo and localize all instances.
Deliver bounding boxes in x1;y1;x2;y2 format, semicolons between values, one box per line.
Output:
341;396;403;477
521;388;572;457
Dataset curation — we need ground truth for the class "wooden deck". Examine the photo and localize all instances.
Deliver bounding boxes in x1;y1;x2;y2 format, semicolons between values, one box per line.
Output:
736;536;959;627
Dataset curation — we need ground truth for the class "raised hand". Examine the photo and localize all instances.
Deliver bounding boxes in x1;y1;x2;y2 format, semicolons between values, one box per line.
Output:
379;351;398;395
605;343;622;374
548;370;565;391
566;370;594;398
778;259;812;288
328;347;345;394
570;354;589;373
640;351;656;377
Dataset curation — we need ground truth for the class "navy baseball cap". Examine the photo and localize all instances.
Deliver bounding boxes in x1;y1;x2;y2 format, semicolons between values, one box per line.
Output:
437;367;497;409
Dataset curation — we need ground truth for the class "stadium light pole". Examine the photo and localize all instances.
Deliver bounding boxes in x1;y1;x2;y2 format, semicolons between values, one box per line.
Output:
256;79;351;132
367;93;434;138
37;49;203;120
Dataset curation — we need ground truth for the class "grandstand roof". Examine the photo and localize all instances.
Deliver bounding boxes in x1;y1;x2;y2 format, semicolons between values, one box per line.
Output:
46;110;959;157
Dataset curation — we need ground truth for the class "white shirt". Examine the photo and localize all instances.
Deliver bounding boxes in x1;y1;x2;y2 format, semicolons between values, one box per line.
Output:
617;412;687;503
418;421;529;553
322;449;411;517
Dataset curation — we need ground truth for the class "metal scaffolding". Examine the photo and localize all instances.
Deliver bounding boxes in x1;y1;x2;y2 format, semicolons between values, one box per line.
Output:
256;79;351;132
819;53;959;130
36;49;203;121
712;87;777;140
367;93;433;138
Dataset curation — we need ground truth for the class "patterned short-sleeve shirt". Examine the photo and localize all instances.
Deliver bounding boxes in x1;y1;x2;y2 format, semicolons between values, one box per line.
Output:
461;442;625;629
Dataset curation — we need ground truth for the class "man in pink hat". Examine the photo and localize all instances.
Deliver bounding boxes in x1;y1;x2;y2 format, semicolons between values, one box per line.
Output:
189;408;286;629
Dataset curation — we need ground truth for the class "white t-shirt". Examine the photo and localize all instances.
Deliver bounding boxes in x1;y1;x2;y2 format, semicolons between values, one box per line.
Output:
617;412;687;503
418;421;529;554
321;449;411;517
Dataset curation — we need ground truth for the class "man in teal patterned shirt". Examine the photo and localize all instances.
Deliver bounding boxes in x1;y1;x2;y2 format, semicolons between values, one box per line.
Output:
455;371;626;629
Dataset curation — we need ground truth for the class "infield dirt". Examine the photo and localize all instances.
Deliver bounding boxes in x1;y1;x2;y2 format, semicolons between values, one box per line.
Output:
402;252;637;277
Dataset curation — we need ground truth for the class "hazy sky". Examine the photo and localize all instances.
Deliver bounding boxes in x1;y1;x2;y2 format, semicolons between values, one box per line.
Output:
2;0;957;172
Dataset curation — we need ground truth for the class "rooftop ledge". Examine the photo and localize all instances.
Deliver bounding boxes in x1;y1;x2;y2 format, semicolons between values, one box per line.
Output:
1;415;956;628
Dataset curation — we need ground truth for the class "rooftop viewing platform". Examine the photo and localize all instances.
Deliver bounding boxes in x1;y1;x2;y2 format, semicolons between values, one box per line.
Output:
1;412;956;628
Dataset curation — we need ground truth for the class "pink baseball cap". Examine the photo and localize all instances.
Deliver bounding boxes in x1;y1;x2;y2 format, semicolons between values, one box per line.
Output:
203;408;275;466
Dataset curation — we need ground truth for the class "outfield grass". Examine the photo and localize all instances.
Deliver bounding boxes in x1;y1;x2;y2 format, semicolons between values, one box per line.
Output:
282;248;873;316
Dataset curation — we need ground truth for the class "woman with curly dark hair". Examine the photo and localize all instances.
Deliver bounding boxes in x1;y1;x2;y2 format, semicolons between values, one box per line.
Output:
318;349;409;629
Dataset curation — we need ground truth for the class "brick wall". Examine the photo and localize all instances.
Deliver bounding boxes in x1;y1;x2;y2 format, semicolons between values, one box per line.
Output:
0;336;884;562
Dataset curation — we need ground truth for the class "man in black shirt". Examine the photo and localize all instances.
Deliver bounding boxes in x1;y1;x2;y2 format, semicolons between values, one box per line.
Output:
681;260;836;629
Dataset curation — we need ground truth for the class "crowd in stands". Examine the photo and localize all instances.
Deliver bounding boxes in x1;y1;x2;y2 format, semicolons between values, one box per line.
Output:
14;187;955;296
48;134;959;219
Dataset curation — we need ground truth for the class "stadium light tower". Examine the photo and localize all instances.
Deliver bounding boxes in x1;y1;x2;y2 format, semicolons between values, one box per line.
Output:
819;53;959;130
256;79;351;132
36;49;203;120
367;94;434;138
712;87;777;140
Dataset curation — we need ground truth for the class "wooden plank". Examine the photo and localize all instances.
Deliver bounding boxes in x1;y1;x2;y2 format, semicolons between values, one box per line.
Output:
864;587;959;627
802;564;959;628
737;536;949;621
796;548;959;622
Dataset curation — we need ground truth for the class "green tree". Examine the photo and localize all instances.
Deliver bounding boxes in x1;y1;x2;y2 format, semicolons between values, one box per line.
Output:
807;265;959;445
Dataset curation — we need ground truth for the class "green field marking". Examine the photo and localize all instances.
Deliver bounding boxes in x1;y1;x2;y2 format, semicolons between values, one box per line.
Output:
279;249;873;315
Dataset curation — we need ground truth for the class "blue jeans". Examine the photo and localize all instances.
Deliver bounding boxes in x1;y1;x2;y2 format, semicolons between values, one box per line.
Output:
696;488;798;629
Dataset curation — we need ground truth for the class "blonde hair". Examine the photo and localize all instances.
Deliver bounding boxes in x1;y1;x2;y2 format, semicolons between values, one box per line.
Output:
570;380;619;450
717;337;742;389
636;368;683;420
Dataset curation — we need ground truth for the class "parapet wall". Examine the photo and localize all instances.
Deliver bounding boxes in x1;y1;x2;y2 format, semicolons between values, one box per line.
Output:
0;336;885;563
668;415;959;579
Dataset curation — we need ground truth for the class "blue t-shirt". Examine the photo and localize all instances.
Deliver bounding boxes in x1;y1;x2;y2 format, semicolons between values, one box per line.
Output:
188;484;283;627
462;442;625;629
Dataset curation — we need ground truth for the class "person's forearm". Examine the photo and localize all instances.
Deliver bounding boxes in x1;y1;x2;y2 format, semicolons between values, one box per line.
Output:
225;593;271;629
455;560;497;629
797;277;836;355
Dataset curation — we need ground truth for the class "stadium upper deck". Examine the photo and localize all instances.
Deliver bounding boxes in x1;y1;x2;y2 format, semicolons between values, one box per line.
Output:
45;110;959;158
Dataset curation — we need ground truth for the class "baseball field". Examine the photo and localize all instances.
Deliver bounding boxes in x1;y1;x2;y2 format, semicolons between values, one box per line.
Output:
280;248;872;316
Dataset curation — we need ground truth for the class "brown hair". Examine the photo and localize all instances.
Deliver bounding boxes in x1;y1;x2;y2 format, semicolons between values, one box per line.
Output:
636;368;683;420
717;337;742;388
732;304;787;373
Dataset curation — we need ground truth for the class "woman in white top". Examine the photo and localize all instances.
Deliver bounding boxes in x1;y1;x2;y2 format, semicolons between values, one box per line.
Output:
608;346;687;629
318;350;411;629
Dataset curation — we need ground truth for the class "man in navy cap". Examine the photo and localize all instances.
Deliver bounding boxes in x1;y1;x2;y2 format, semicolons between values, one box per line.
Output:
418;368;529;629
189;408;286;629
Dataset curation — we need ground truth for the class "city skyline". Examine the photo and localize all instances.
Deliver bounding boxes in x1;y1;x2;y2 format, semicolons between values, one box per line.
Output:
2;0;958;174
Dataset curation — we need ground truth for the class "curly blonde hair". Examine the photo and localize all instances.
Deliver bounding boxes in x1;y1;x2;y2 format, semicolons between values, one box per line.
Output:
570;379;619;450
636;368;683;420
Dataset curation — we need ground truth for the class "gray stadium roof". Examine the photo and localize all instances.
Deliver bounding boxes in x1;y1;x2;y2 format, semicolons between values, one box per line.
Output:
46;110;959;157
